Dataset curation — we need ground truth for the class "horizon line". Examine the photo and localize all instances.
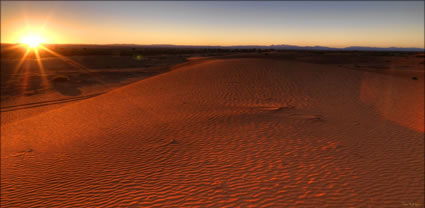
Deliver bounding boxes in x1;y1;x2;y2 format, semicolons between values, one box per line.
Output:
1;42;424;50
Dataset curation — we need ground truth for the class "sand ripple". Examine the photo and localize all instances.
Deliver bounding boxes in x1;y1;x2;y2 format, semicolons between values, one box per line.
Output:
2;58;423;207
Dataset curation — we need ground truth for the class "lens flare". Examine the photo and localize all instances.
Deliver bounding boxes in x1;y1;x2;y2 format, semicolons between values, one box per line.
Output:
20;35;44;48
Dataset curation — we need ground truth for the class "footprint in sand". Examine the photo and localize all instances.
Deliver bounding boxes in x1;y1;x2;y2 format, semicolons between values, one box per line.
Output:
157;138;178;148
288;114;324;122
259;105;295;112
8;148;34;159
257;105;324;123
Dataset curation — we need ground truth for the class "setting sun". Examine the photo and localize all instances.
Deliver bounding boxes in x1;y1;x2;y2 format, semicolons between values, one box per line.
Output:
20;34;44;48
1;1;424;207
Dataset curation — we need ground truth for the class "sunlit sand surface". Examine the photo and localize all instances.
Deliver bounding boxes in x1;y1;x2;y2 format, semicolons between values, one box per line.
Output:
1;58;423;207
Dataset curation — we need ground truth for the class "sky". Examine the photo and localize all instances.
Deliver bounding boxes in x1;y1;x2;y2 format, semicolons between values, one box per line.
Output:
1;1;424;48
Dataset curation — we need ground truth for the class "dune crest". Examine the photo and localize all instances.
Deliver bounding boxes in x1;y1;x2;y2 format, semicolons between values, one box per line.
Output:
1;58;423;207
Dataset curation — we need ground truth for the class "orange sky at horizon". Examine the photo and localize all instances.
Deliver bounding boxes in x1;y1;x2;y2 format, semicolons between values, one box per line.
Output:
1;1;424;48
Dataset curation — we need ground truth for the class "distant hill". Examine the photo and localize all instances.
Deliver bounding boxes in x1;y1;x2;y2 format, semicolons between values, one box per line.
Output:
225;45;424;52
105;44;424;52
2;43;424;52
342;46;424;52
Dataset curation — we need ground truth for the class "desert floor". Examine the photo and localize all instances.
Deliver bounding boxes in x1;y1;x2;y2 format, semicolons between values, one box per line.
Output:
1;52;424;207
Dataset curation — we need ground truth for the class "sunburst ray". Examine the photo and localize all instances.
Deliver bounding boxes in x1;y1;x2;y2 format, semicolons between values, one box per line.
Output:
34;48;50;90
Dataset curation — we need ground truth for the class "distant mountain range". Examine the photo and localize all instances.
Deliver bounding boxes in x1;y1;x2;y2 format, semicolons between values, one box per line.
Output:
2;43;424;52
102;44;424;52
342;46;424;52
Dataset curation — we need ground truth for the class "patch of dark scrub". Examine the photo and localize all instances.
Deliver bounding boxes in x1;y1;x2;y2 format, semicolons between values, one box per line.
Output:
51;76;82;96
52;76;70;83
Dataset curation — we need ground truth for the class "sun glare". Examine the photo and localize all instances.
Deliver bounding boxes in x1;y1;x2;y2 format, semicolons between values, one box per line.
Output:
20;35;45;49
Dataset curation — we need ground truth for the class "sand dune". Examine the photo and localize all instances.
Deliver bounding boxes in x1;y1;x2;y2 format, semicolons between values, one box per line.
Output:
1;58;423;207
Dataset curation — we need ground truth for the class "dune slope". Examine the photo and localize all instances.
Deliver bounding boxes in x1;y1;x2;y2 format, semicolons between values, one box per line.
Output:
1;58;423;207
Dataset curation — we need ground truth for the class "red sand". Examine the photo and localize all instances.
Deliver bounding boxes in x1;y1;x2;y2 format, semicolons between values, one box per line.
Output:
1;58;424;207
